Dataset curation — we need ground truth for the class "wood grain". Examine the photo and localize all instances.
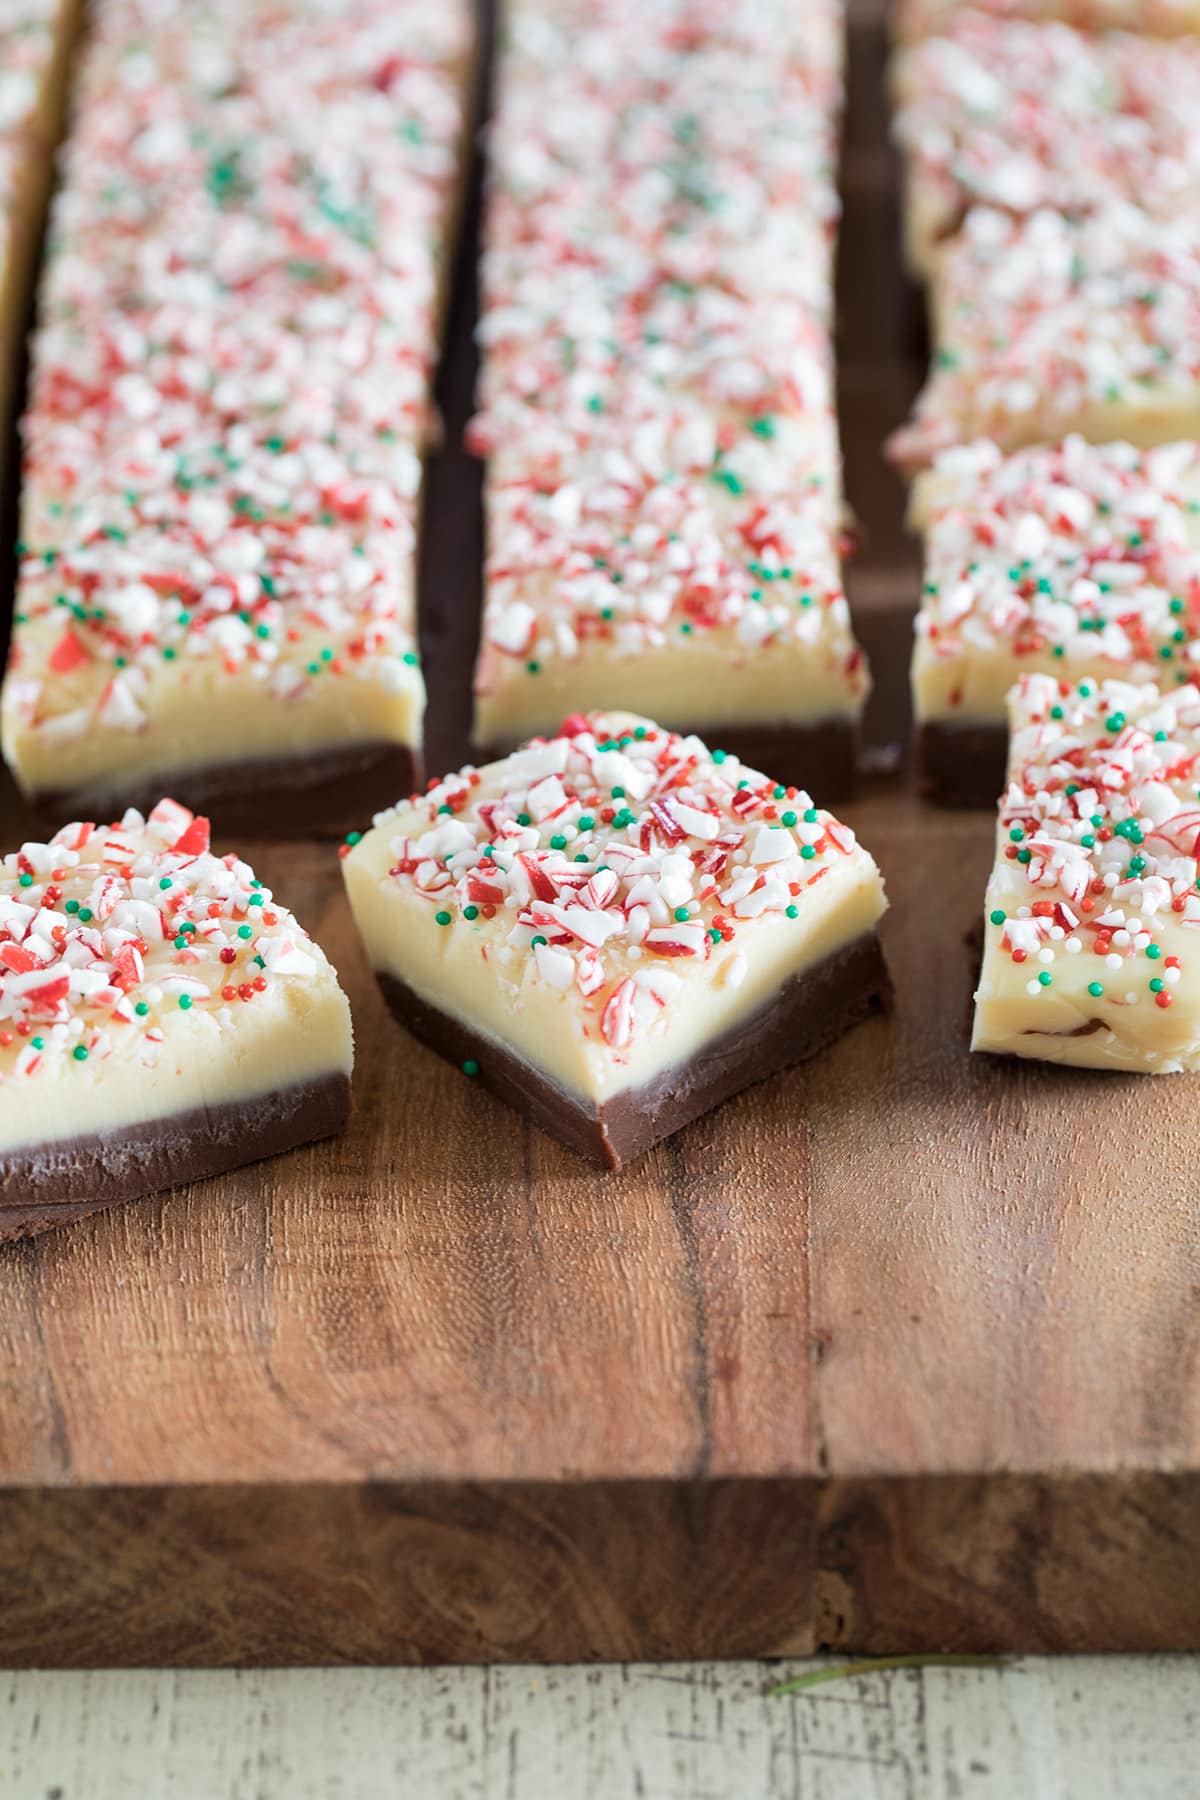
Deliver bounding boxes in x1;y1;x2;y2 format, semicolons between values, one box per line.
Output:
0;0;1198;1666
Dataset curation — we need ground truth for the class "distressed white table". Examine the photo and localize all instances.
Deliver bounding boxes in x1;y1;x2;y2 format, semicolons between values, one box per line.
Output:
2;1657;1197;1798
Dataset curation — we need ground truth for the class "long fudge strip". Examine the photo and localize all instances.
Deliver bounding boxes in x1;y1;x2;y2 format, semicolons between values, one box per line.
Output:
0;798;352;1241
894;1;1200;34
470;0;868;797
0;0;80;452
974;675;1200;1071
342;711;890;1169
911;438;1200;805
890;204;1200;474
1;0;474;835
891;17;1200;277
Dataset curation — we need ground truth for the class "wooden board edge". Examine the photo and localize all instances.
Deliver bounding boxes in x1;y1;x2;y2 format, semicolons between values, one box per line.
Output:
0;1478;817;1666
817;1471;1200;1655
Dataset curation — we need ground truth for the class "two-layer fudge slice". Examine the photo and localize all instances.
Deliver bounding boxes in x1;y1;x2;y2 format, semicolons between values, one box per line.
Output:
2;0;474;834
471;0;868;794
342;712;889;1169
889;204;1200;474
974;674;1200;1071
891;17;1200;277
895;0;1200;35
473;411;868;796
0;798;353;1240
0;0;80;456
911;438;1200;804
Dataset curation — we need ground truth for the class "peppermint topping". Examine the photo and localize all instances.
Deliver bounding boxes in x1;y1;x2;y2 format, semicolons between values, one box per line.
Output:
0;798;326;1079
987;674;1200;1006
895;0;1200;36
894;17;1200;258
372;711;868;1055
472;0;865;698
917;438;1200;680
891;204;1200;470
8;0;470;745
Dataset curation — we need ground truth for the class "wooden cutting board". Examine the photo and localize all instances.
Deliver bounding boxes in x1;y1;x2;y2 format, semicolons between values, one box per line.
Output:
0;0;1198;1667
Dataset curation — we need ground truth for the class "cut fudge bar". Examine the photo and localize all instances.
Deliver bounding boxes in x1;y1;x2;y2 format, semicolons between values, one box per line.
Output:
470;0;868;796
342;711;890;1169
974;674;1200;1071
912;438;1200;804
890;205;1200;473
895;1;1200;35
891;17;1200;276
0;799;353;1240
2;0;474;835
0;0;80;455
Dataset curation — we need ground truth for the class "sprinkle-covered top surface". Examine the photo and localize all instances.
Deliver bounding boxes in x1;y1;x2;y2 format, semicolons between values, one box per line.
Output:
358;711;875;1051
0;0;64;226
472;0;865;703
890;204;1200;470
916;438;1200;681
0;797;329;1082
893;16;1200;256
6;0;470;749
986;674;1200;1008
895;0;1200;35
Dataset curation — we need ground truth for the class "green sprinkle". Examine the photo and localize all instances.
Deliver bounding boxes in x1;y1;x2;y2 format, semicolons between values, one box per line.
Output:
1146;944;1162;959
1106;712;1126;733
1017;848;1032;864
178;994;193;1011
435;910;452;927
1087;982;1104;998
1038;971;1052;987
526;660;540;674
345;831;362;847
800;844;817;861
237;924;253;940
17;873;32;889
674;906;690;922
65;898;79;914
517;812;532;827
72;1044;88;1061
803;808;818;824
611;786;626;799
402;650;419;666
159;877;172;891
1151;977;1165;994
30;1036;44;1051
781;810;798;828
463;904;479;921
135;1002;149;1017
531;934;547;948
709;928;722;943
1009;826;1025;843
785;904;799;919
550;834;567;850
990;909;1006;926
577;815;594;831
462;1059;480;1077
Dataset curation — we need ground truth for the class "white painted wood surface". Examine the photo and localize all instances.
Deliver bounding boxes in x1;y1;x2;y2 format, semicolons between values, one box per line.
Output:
1;1657;1197;1799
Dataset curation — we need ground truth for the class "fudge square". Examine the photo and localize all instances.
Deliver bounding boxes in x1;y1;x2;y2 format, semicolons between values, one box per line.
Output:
911;438;1200;805
0;798;353;1240
974;674;1200;1072
342;712;890;1168
889;204;1200;474
891;15;1200;277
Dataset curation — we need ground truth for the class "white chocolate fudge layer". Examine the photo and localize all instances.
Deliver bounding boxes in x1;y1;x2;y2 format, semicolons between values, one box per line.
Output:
890;205;1200;473
2;0;473;806
892;18;1200;276
895;1;1200;35
343;712;887;1105
0;0;79;454
470;0;867;749
974;675;1200;1071
0;798;352;1154
913;438;1200;727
